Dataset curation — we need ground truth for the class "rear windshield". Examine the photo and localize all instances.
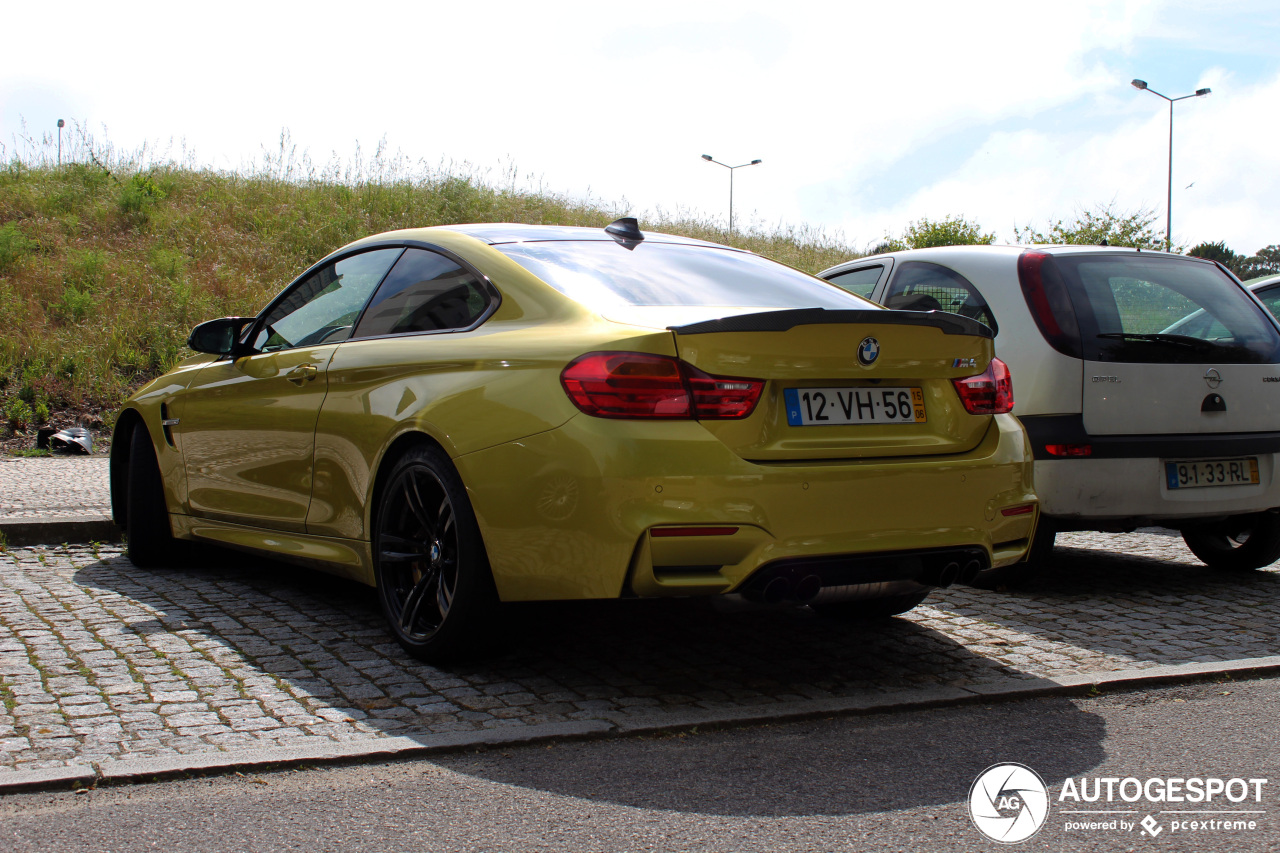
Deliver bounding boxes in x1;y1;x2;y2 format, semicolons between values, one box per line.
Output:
496;241;871;311
1053;254;1280;364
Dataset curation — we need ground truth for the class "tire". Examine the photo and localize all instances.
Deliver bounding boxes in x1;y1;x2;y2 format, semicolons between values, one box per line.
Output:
810;591;930;620
1182;512;1280;572
373;444;498;663
125;425;184;568
968;524;1056;590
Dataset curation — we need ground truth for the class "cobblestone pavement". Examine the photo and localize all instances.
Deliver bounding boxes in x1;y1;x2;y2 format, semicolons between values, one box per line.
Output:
0;458;110;520
0;532;1277;775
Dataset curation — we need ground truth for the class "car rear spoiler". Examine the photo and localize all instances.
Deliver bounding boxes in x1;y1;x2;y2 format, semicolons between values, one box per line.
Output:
669;308;994;338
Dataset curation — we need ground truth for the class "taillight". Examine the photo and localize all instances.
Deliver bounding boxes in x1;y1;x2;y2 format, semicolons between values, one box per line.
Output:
561;352;689;418
952;357;1014;414
684;364;763;419
560;352;763;420
1017;251;1083;358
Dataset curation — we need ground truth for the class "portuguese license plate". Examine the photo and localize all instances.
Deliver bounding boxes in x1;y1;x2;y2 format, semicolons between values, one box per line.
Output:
1164;457;1259;490
784;387;926;426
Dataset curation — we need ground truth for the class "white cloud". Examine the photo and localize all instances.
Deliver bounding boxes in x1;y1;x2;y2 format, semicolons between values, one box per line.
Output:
2;0;1276;252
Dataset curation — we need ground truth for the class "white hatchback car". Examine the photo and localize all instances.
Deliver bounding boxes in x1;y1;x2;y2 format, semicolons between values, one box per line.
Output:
820;245;1280;576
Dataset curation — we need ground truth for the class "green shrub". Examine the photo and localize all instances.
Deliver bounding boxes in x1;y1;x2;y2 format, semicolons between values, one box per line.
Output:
0;224;33;274
1015;204;1167;250
149;247;187;281
65;249;107;291
5;397;33;430
119;173;167;220
881;215;996;251
33;401;49;424
53;286;97;324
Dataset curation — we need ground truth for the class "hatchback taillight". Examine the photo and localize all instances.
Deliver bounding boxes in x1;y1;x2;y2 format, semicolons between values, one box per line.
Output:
1017;251;1083;358
561;352;764;420
952;358;1014;414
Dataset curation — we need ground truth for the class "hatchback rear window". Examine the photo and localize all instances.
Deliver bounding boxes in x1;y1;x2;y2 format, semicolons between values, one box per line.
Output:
496;241;870;311
1046;254;1280;364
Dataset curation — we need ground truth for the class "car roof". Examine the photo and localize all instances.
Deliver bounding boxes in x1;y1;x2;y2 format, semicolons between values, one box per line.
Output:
821;243;1215;275
881;244;1199;259
1247;274;1280;291
442;222;725;248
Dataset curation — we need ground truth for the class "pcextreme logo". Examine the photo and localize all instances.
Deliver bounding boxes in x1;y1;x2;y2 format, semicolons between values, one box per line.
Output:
968;764;1269;843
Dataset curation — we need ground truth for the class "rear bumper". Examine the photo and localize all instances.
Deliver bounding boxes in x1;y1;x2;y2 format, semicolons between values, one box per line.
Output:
1035;454;1280;528
456;413;1037;601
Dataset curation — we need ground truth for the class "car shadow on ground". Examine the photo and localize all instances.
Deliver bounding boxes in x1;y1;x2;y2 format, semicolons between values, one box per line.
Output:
431;695;1106;817
69;545;1048;752
936;536;1280;667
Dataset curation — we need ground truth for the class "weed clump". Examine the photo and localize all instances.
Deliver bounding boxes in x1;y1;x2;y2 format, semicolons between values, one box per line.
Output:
0;223;33;274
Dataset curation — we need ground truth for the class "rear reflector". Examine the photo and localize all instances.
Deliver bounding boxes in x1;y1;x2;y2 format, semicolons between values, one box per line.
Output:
1000;504;1036;517
952;358;1014;415
1045;443;1093;457
561;352;763;420
650;526;740;537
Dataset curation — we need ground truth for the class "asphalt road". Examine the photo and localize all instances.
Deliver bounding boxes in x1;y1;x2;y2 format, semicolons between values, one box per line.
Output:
2;676;1277;852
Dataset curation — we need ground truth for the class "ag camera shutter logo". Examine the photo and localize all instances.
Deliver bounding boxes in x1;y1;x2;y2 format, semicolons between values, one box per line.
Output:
969;763;1050;844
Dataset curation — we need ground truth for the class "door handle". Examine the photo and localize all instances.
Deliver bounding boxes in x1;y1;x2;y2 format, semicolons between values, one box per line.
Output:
286;364;319;385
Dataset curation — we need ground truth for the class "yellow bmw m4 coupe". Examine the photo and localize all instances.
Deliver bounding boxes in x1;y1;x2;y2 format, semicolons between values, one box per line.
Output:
111;219;1037;661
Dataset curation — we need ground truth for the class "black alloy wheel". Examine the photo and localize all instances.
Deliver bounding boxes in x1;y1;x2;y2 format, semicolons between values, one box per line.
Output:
1182;512;1280;572
374;444;496;662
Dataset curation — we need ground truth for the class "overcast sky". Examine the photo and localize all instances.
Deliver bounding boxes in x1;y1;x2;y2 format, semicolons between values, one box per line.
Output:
3;0;1277;254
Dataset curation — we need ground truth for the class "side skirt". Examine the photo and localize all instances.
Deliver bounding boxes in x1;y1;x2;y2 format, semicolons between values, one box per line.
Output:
171;514;375;586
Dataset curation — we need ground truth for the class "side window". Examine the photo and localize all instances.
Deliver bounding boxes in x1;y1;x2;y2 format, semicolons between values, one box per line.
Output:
352;248;492;338
1254;288;1280;323
883;261;998;334
825;265;883;299
255;248;402;352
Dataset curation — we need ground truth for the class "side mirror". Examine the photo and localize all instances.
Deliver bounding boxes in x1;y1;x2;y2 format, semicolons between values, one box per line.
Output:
187;317;255;356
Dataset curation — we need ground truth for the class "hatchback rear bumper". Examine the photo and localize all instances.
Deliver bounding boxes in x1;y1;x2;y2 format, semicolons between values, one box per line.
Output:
1035;454;1280;528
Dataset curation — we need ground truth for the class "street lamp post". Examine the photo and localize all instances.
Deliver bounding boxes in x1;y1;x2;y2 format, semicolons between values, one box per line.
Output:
701;154;761;236
1131;79;1210;251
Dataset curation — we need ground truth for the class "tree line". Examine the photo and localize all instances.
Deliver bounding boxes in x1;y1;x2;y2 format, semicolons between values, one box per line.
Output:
876;205;1280;281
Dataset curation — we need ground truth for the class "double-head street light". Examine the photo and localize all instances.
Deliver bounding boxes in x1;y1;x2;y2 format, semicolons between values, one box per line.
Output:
1131;79;1210;251
701;154;761;236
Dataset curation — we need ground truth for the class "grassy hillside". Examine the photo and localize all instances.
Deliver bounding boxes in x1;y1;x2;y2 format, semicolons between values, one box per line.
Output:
0;149;861;436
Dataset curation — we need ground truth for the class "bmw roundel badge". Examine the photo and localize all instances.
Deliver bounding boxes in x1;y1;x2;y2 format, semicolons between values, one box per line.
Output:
857;336;880;366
